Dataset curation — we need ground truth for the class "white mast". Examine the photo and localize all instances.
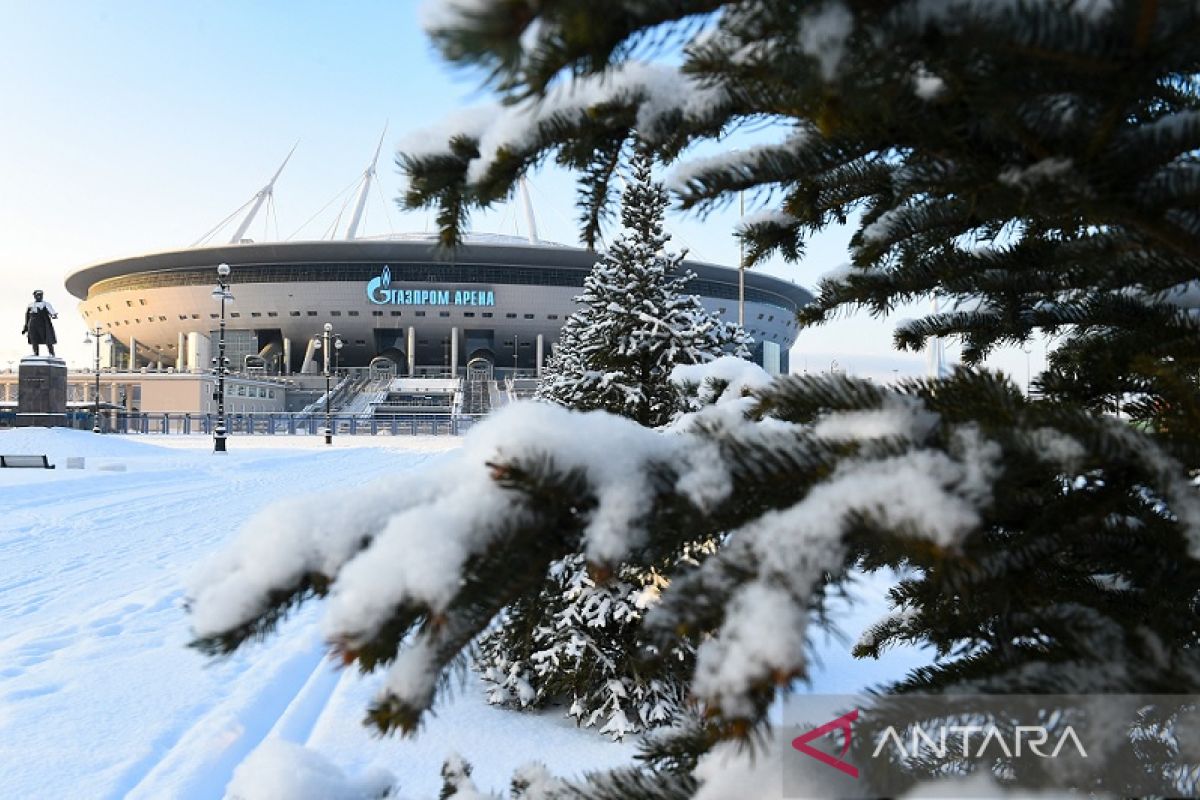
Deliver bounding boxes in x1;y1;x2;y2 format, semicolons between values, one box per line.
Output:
346;125;388;240
519;177;539;244
229;143;297;244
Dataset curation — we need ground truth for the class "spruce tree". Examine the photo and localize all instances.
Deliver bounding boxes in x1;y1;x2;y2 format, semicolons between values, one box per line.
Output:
191;3;1200;796
483;150;742;738
536;146;749;427
476;552;694;740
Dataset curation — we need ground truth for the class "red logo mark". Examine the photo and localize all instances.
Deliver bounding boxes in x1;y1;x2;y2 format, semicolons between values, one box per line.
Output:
791;709;860;778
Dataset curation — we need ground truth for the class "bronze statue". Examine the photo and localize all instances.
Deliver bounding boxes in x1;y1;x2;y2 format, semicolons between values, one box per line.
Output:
22;290;58;357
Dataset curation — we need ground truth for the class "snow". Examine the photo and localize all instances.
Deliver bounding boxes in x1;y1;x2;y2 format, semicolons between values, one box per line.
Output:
689;422;1000;717
418;0;497;33
225;740;392;800
671;354;773;405
0;418;934;797
733;209;799;234
692;737;786;800
0;428;636;798
998;157;1073;187
666;132;813;196
400;62;727;186
798;2;855;80
912;66;946;100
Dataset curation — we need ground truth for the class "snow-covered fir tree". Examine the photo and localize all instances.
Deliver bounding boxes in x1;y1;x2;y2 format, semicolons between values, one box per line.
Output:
476;552;692;739
536;146;749;427
479;147;743;741
191;2;1200;797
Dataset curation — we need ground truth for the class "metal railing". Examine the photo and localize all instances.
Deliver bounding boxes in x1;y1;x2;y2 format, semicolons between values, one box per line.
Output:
0;410;482;437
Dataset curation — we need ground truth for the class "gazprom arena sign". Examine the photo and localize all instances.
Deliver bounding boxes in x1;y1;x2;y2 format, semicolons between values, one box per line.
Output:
366;266;495;307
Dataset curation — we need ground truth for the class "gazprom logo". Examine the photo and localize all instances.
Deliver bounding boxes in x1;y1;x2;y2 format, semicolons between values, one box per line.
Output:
367;266;495;307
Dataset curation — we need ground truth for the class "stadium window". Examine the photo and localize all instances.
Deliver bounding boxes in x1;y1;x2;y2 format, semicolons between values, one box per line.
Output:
438;311;450;317
520;342;531;348
717;307;726;314
105;304;111;310
505;313;517;319
757;313;764;320
134;318;141;324
250;312;261;318
482;312;493;318
191;314;200;319
523;314;534;319
159;316;167;322
307;311;317;317
126;300;133;307
139;299;147;306
124;320;130;325
348;311;359;317
372;311;384;317
463;312;475;318
230;313;240;318
330;311;341;316
415;311;426;317
289;311;301;317
267;312;278;317
768;315;774;322
178;315;188;320
210;313;218;319
547;314;558;320
355;340;365;346
390;311;402;317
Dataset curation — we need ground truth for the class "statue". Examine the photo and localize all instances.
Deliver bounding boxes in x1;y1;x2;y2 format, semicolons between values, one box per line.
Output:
22;290;58;357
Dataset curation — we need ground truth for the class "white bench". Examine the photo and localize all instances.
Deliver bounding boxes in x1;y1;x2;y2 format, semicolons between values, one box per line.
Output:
0;454;55;469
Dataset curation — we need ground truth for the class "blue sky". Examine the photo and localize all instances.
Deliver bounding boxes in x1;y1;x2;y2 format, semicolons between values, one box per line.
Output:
0;1;1042;382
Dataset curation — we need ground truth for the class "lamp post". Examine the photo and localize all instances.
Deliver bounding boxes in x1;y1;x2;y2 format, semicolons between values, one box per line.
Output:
83;326;109;433
312;322;343;445
211;263;233;453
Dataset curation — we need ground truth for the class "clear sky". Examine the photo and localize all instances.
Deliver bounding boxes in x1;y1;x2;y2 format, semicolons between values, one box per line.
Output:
0;1;1044;384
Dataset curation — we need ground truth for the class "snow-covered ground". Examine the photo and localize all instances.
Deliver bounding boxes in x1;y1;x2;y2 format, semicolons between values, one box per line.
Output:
0;428;928;799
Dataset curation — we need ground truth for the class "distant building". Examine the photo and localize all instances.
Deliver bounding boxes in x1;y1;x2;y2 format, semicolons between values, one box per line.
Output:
65;234;810;380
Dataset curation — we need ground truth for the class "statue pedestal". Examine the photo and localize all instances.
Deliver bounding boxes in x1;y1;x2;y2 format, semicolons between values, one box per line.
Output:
16;356;69;428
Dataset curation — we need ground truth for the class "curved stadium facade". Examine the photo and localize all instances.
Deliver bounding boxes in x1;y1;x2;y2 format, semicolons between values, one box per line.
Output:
65;235;811;379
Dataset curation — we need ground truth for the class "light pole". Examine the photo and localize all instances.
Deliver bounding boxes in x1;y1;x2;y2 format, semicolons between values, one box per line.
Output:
513;333;519;376
83;326;109;433
312;322;343;445
1021;342;1033;397
211;263;233;453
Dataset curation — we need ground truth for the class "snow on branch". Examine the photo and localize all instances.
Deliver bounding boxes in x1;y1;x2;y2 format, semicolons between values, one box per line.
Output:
399;61;728;187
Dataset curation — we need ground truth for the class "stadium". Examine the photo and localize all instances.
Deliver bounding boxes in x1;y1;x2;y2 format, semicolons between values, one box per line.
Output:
64;235;810;381
3;145;815;427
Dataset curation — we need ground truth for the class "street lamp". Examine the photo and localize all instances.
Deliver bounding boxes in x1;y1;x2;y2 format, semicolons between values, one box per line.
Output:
83;326;110;433
312;322;343;445
211;263;233;453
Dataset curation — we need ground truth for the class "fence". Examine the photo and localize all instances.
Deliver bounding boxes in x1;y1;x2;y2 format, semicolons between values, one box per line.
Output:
0;410;483;437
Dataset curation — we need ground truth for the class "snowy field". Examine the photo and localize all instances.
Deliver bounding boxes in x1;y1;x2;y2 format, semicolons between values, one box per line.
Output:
0;427;927;799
